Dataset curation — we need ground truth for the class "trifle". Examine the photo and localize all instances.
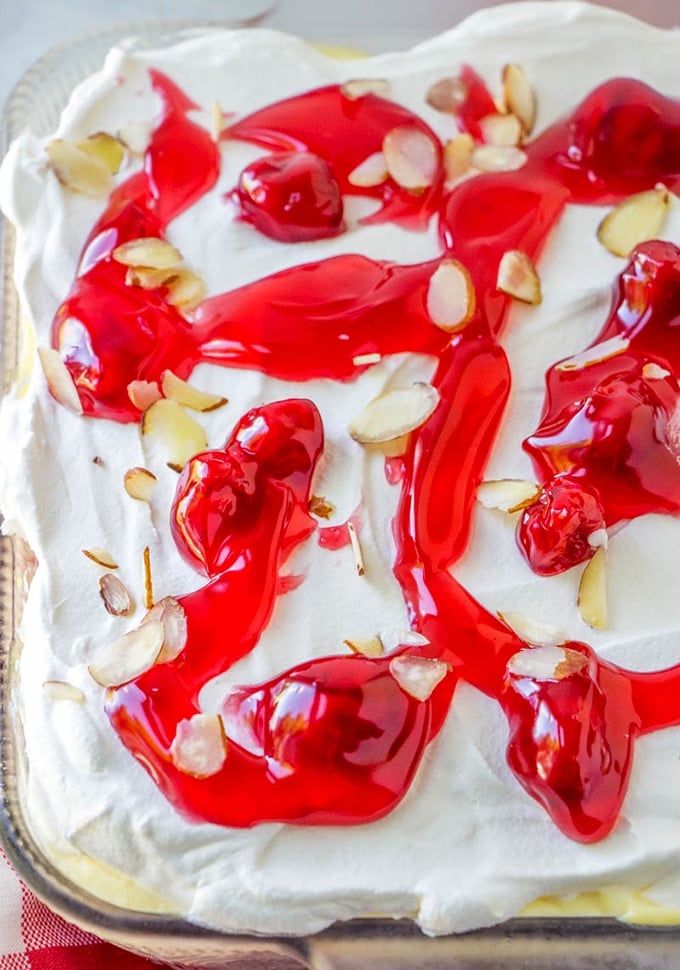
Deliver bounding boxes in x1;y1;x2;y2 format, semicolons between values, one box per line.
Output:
2;0;680;944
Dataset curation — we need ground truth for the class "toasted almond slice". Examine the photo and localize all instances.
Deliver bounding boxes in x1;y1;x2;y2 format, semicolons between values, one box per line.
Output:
125;266;179;290
352;352;382;366
341;78;390;100
171;713;227;778
578;547;608;629
43;681;86;703
166;269;207;312
143;596;187;663
426;259;476;333
443;133;475;185
425;76;468;113
88;619;164;688
499;611;568;647
83;548;118;569
112;237;182;270
45;138;113;197
555;335;630;372
124;466;158;502
143;546;154;611
587;528;608;551
348;382;439;444
390;655;449;701
497;250;542;304
127;379;162;411
141;398;208;467
37;347;83;415
502;64;537;136
507;644;588;681
477;478;539;513
346;521;366;577
643;362;671;380
211;101;224;142
383;126;438;191
76;132;126;174
597;187;670;258
344;636;384;658
99;573;134;617
348;152;388;188
376;432;411;458
479;112;522;148
160;370;227;413
471;144;527;173
309;495;335;520
118;121;151;155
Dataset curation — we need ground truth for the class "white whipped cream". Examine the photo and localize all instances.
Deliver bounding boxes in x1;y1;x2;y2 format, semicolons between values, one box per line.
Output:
2;1;680;937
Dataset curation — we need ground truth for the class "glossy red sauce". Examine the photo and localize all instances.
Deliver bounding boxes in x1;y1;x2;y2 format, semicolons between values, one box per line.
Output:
49;67;680;841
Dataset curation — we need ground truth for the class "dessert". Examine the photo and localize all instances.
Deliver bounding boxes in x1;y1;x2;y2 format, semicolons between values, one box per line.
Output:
2;0;680;939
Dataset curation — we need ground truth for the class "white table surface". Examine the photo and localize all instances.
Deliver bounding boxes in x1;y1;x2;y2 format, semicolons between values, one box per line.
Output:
1;0;679;111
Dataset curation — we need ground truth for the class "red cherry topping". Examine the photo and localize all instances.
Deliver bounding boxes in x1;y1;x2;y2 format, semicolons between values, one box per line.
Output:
516;477;606;576
234;151;345;242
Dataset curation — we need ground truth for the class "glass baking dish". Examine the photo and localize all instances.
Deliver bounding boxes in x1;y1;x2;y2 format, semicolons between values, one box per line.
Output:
3;11;680;969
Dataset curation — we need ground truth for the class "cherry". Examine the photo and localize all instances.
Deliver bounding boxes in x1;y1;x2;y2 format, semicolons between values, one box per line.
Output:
234;151;345;242
516;477;605;576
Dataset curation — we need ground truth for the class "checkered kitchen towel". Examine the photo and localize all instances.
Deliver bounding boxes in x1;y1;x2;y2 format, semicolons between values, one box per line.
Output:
0;848;166;969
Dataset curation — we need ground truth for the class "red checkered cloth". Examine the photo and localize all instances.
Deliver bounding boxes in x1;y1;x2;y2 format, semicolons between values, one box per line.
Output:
0;847;165;969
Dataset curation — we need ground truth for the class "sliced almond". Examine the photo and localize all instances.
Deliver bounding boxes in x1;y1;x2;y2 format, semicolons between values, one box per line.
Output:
425;76;468;113
383;126;438;192
443;133;475;185
642;362;671;380
499;611;568;647
161;370;227;413
83;548;118;569
471;144;527;173
341;78;390;100
112;237;182;270
88;619;164;688
376;432;411;458
348;382;439;444
497;250;542;304
124;466;158;502
125;266;179;290
352;352;382;366
587;528;608;551
578;547;608;629
344;636;384;658
502;64;537;136
346;521;366;577
75;132;126;174
309;495;335;520
477;478;539;513
348;152;388;188
396;630;430;647
390;655;449;702
141;398;208;467
170;713;227;778
143;546;154;612
99;573;134;617
37;347;83;415
143;596;187;663
211;101;224;142
43;681;86;703
555;335;630;372
117;121;151;155
426;259;476;333
507;644;588;681
479;112;522;148
127;379;162;411
597;187;670;258
45;138;113;197
166;269;207;312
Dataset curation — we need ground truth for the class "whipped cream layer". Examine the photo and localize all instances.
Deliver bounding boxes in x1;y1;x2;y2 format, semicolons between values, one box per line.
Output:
2;1;680;936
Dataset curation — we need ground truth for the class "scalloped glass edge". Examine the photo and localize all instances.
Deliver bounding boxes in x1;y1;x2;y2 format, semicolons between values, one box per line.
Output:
3;16;680;970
